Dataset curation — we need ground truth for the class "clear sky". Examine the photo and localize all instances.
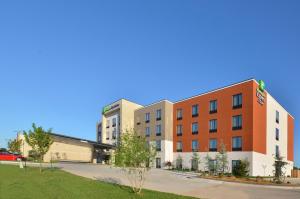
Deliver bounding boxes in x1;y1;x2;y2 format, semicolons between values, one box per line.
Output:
0;1;299;166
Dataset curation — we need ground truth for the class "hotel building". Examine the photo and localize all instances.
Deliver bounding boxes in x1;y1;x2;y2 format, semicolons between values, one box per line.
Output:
97;99;143;145
173;79;294;176
97;79;294;176
134;100;173;168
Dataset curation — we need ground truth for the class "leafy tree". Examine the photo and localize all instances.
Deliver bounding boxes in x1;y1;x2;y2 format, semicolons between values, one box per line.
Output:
114;129;156;194
7;138;22;154
204;153;217;175
273;155;288;184
232;159;250;177
23;123;53;172
190;152;200;171
0;148;7;152
216;142;228;175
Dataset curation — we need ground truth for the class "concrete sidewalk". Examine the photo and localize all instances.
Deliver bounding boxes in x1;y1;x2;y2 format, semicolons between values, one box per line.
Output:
58;163;300;199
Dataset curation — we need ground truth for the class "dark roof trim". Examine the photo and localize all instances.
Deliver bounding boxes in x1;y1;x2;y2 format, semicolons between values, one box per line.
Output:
49;133;114;148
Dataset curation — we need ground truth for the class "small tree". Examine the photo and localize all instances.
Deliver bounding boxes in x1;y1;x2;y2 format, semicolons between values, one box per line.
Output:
114;130;156;194
273;155;288;184
23;123;53;172
232;159;250;177
7;138;22;154
191;152;200;171
216;142;228;175
204;153;216;175
175;155;183;170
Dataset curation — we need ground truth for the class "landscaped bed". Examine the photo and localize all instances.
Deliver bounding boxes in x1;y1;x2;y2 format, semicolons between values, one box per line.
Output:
199;175;299;186
0;164;195;199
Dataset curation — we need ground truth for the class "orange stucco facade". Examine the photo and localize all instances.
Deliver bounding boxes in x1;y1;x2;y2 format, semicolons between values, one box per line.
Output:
173;80;267;153
287;114;294;161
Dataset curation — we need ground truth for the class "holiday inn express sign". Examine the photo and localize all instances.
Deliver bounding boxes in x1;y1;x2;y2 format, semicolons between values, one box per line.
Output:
102;103;120;114
256;80;265;105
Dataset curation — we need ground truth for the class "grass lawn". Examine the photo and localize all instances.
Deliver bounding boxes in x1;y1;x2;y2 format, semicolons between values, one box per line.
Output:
0;165;195;199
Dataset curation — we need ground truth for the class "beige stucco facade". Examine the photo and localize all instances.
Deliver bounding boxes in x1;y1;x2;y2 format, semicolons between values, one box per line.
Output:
99;99;143;145
134;100;174;168
17;133;97;163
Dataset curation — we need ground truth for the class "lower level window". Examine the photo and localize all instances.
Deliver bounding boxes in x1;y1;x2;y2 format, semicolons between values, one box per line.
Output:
232;160;241;174
156;158;161;168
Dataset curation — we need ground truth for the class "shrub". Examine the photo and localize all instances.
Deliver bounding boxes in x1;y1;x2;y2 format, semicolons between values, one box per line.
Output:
232;159;249;177
165;161;172;170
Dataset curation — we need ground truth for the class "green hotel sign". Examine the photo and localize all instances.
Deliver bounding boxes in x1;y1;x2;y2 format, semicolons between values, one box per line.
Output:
102;104;120;114
258;80;265;92
256;80;266;105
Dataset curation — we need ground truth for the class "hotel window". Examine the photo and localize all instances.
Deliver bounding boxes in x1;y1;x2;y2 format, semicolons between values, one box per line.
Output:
276;128;279;141
112;118;116;127
177;125;183;136
209;119;217;133
156;109;162;121
233;93;242;109
176;141;183;152
156;140;161;152
209;139;217;152
232;137;242;151
192;122;198;134
232;160;241;173
177;109;183;120
145;127;150;137
210;100;217;113
192;104;199;117
276;110;279;123
145;113;150;123
192;140;199;152
112;129;116;139
106;120;110;128
156;125;161;136
275;145;280;158
232;115;242;130
156;158;161;168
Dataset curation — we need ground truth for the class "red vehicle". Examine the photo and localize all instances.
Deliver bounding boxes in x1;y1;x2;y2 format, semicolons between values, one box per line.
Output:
0;152;25;161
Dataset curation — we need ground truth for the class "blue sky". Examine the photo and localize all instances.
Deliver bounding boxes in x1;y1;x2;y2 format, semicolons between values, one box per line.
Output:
0;1;299;166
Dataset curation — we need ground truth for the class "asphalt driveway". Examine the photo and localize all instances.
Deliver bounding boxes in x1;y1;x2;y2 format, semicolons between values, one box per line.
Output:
58;163;300;199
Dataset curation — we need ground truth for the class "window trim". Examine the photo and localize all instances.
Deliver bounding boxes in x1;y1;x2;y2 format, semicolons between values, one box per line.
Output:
156;109;162;121
232;115;242;130
209;139;217;152
232;93;243;109
176;125;183;136
176;141;183;152
156;125;162;136
176;109;183;120
232;136;242;151
209;119;217;133
192;140;199;152
192;104;199;117
209;100;218;114
192;122;198;135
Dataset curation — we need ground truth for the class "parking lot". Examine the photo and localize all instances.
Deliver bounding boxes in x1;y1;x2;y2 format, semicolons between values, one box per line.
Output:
58;163;300;199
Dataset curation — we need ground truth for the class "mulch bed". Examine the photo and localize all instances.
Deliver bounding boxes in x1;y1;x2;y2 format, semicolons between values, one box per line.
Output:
199;176;299;187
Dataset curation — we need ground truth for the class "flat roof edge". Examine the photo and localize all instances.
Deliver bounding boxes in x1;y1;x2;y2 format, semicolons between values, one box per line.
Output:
175;78;255;103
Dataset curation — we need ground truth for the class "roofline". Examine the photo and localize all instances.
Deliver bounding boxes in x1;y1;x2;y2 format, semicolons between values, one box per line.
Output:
175;78;255;103
102;98;143;109
49;133;113;148
135;99;173;111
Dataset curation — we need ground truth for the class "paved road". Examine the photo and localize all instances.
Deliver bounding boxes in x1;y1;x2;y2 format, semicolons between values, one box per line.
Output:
58;163;300;199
